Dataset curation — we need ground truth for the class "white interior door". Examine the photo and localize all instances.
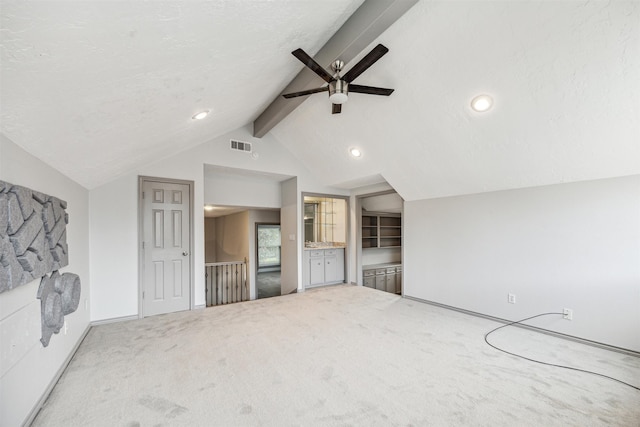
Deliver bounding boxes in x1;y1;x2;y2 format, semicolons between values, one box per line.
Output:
142;179;191;317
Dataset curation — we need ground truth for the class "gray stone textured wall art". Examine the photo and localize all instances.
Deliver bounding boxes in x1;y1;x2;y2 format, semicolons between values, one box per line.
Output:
37;271;81;346
0;180;69;293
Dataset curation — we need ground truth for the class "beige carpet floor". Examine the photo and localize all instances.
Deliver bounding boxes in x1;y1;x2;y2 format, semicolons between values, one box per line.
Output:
32;285;640;426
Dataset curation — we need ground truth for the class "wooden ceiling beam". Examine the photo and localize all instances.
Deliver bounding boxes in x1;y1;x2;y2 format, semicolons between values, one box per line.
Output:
252;0;418;138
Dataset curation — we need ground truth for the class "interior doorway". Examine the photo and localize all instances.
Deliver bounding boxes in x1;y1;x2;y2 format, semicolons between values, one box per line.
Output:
139;176;194;317
357;190;404;295
256;223;281;299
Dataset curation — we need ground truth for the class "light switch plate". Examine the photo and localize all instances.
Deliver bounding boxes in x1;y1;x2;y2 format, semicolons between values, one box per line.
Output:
289;234;295;241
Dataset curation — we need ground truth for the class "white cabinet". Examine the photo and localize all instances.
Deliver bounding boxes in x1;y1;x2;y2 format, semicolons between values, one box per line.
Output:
304;248;345;288
309;251;325;285
375;268;386;290
324;255;337;282
363;264;401;294
363;269;375;288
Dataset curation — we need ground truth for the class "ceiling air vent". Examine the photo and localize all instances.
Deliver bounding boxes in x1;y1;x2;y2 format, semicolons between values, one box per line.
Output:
230;139;252;153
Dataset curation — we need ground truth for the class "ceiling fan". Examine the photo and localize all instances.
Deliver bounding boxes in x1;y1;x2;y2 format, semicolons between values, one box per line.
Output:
282;44;394;114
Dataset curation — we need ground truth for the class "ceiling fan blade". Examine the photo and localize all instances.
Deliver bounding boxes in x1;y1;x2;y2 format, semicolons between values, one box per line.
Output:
282;87;329;99
292;48;334;83
342;44;389;83
332;104;342;114
348;84;394;96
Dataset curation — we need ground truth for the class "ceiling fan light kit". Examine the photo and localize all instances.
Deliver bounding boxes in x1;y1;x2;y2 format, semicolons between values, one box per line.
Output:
329;80;349;104
282;44;394;114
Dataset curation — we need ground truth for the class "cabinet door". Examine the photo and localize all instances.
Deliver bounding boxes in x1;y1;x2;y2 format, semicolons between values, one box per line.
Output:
363;277;375;288
309;257;325;285
375;274;385;290
324;255;337;283
385;274;396;293
396;269;402;294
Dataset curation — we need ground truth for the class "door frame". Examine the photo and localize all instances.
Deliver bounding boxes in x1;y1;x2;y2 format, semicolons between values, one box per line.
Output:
138;176;195;318
355;189;403;289
255;222;281;273
301;192;350;289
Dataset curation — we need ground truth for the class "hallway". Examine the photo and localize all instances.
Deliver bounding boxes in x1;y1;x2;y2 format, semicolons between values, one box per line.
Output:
256;271;281;299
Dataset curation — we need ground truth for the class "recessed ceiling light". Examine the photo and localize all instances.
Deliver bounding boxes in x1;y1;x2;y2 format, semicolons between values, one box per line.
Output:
204;205;215;211
192;110;209;120
470;95;493;112
349;147;362;158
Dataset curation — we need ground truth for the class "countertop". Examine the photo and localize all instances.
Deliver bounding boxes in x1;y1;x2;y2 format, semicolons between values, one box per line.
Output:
363;262;402;270
304;244;346;251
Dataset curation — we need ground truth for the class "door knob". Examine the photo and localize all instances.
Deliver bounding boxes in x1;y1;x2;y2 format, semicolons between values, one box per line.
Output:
182;251;189;256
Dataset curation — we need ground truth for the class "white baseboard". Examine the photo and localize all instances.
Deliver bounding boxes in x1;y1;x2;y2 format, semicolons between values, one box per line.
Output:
404;295;640;357
90;314;139;326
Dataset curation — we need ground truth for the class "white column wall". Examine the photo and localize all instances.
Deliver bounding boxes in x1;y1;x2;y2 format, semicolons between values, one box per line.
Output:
280;177;299;295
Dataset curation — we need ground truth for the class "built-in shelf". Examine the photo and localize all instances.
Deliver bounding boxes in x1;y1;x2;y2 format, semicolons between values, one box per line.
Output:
361;213;401;249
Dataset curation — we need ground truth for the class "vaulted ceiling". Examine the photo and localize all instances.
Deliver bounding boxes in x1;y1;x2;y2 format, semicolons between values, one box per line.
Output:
2;1;638;201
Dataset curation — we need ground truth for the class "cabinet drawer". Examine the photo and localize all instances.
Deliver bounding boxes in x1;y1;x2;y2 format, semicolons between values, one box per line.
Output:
375;268;386;275
363;269;376;278
395;266;402;272
325;249;337;256
386;267;396;274
309;250;324;257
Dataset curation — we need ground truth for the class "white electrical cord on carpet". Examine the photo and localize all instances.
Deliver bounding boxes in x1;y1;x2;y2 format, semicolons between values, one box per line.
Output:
484;312;640;391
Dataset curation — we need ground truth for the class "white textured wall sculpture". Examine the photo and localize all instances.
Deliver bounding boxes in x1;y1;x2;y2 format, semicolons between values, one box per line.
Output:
0;180;69;292
37;271;81;346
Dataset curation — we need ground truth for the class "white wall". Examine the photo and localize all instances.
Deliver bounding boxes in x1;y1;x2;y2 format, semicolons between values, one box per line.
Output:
204;169;282;209
280;177;299;295
89;125;347;321
0;134;91;426
362;247;402;267
89;176;138;320
361;192;403;213
404;175;640;352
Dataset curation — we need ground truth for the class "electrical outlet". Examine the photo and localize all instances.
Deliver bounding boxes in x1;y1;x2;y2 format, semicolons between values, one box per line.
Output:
508;293;516;304
563;308;573;320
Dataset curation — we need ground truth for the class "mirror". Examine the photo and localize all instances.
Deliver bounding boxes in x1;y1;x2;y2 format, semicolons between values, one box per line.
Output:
303;196;346;246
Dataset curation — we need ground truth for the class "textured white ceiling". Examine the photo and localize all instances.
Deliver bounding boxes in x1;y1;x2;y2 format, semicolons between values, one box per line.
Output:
0;0;363;188
271;1;640;200
1;1;638;200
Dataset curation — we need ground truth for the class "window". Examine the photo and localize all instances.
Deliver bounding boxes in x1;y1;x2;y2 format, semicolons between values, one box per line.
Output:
257;224;281;271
